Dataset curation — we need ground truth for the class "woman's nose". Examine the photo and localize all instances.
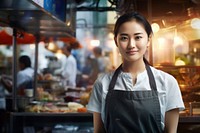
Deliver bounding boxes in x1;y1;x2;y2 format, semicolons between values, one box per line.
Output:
128;38;136;48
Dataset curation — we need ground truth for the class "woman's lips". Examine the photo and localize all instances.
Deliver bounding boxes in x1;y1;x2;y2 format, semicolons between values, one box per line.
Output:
126;50;138;55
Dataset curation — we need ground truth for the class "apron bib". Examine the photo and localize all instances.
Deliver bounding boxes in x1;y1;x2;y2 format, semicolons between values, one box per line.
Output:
105;64;163;133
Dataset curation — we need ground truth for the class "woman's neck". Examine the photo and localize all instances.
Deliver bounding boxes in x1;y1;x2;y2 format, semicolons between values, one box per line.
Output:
122;59;146;85
122;60;146;75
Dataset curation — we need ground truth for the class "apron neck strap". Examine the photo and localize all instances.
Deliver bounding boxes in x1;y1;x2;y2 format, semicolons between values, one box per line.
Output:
109;63;157;91
145;63;157;90
108;64;122;91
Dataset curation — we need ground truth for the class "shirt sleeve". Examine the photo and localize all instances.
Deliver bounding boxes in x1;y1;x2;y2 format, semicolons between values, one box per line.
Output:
87;79;103;113
54;56;66;75
17;71;26;88
61;56;76;79
165;75;185;111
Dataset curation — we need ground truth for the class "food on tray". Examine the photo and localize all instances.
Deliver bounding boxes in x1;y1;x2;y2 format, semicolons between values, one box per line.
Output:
36;87;59;101
37;73;54;81
68;102;84;112
26;101;86;113
26;104;69;113
80;92;90;106
37;73;44;81
77;107;87;113
43;73;53;80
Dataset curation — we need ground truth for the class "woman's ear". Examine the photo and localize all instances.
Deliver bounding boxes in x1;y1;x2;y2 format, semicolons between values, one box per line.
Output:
147;34;152;47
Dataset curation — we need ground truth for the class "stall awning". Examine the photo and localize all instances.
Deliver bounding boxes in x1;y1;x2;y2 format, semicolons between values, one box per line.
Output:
0;29;82;49
0;30;35;44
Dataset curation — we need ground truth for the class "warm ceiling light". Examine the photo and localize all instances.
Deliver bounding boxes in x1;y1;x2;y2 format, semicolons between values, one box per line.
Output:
46;42;59;52
191;18;200;29
29;44;35;49
151;23;160;33
48;42;56;50
90;39;100;47
174;36;184;45
66;21;71;26
55;50;64;59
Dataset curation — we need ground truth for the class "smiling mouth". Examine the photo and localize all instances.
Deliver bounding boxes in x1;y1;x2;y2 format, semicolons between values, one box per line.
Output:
126;50;138;55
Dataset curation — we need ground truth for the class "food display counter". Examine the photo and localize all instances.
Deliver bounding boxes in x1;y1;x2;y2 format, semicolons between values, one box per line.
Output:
9;112;93;133
178;115;200;133
8;112;200;133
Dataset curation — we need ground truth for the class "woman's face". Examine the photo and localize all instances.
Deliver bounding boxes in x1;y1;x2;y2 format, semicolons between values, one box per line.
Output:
115;20;150;63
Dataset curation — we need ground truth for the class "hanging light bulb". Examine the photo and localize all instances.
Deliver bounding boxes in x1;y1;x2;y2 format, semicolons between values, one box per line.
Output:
151;23;160;33
48;42;56;51
45;41;59;53
191;18;200;29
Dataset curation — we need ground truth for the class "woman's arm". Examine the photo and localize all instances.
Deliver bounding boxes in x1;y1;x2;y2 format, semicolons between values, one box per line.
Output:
164;108;179;133
93;112;106;133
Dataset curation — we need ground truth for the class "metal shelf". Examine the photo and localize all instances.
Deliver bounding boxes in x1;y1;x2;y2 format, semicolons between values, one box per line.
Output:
0;0;74;37
0;0;76;111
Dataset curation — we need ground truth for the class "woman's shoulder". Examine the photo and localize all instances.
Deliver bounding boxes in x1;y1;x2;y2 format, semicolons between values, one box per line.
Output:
93;72;113;88
150;66;177;83
96;72;113;82
150;66;181;95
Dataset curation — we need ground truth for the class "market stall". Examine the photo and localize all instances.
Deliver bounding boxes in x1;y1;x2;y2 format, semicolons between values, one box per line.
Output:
0;1;90;132
0;0;82;110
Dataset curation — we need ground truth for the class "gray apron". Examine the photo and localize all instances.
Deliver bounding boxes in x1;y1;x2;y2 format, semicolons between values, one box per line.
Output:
105;64;163;133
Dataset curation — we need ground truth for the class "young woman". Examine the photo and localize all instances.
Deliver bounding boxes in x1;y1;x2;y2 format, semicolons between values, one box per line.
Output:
87;12;185;133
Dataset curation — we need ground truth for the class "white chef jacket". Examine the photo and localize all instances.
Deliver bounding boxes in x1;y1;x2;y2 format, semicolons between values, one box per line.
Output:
55;54;77;87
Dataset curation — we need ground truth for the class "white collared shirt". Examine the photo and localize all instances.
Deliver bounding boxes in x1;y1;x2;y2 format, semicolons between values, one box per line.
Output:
87;66;185;130
17;67;34;88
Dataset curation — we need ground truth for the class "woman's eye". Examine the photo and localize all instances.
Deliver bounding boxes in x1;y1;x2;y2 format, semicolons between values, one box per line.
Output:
135;36;142;40
120;36;128;41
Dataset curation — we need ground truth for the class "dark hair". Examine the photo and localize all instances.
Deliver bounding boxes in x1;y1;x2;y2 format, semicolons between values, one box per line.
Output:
114;12;152;65
93;46;102;55
19;55;31;68
63;43;72;53
114;12;153;38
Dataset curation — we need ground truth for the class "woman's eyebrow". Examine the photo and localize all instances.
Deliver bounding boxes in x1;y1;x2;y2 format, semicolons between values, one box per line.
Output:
119;33;128;36
119;32;143;36
134;32;143;35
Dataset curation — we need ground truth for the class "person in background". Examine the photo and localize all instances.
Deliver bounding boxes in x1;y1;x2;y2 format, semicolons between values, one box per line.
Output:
1;55;34;95
54;43;77;87
92;46;110;73
78;47;112;88
0;55;34;132
0;79;9;133
87;12;185;133
79;55;99;87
